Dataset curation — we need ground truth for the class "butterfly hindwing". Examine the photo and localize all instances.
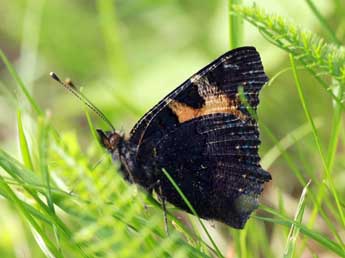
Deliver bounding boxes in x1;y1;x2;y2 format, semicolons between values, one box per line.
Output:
150;113;270;228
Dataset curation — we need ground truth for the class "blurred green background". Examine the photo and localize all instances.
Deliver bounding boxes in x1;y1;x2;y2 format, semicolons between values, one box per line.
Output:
0;0;344;257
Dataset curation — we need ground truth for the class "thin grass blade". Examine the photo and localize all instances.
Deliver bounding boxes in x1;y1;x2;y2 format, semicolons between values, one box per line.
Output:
284;180;310;258
17;109;34;170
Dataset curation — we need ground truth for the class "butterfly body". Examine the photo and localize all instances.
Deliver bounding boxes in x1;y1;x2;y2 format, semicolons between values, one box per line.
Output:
97;46;271;229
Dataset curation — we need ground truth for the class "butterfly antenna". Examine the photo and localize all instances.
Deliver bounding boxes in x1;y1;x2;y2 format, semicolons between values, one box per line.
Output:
50;72;115;131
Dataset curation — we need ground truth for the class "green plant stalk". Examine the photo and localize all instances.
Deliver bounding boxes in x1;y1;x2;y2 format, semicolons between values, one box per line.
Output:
85;108;103;148
261;119;322;170
304;0;340;45
290;54;345;227
0;181;88;257
261;123;335;212
261;124;306;185
308;80;344;227
228;0;243;49
0;175;70;202
341;118;345;148
39;119;61;250
248;221;274;258
0;148;89;256
233;5;345;109
0;186;51;224
17;110;34;170
263;128;343;244
230;228;241;257
261;124;345;247
255;213;344;256
287;71;344;236
266;66;304;88
97;0;130;85
0;48;42;115
112;91;144;117
283;181;310;258
18;0;46;88
239;227;248;258
326;81;344;173
0;175;63;258
277;189;288;219
259;204;345;256
334;0;342;10
0;79;18;104
162;169;224;258
299;80;344;256
326;111;342;171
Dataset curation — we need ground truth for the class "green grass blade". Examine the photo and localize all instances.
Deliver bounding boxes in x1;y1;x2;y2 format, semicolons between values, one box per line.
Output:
261;125;345;246
309;80;344;228
259;204;345;256
261;124;307;185
17;109;34;170
228;0;243;49
38;118;61;250
0;148;86;247
0;148;42;186
266;66;304;88
0;48;42;115
304;0;340;44
84;108;103;149
261;119;322;170
0;185;50;224
290;54;345;227
239;227;248;258
255;214;345;257
0;147;70;204
97;0;130;84
283;181;310;258
326;80;343;172
0;175;63;258
39;119;54;210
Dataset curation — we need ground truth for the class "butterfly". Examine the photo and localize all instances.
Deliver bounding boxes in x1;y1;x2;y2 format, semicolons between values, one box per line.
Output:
51;46;271;229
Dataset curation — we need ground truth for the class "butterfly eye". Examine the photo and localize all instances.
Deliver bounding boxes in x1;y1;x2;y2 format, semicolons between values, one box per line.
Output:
109;133;120;147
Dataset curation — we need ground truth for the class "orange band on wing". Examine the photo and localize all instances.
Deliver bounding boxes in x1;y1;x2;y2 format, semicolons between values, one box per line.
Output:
168;93;247;123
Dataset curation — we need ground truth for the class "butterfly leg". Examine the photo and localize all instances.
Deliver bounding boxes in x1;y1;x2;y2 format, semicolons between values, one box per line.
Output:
158;184;169;236
147;179;161;193
142;179;161;211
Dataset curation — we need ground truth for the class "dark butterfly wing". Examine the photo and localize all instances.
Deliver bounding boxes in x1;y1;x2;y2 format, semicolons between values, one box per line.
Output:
153;113;270;228
129;46;268;148
128;46;270;228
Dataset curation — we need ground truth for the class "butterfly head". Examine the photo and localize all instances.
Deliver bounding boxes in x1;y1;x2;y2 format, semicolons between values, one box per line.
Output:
97;129;138;184
96;129;122;153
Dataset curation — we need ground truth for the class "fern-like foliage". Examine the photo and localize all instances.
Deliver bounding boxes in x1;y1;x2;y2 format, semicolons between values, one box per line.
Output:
0;45;218;258
52;133;202;258
0;123;212;258
233;5;345;103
